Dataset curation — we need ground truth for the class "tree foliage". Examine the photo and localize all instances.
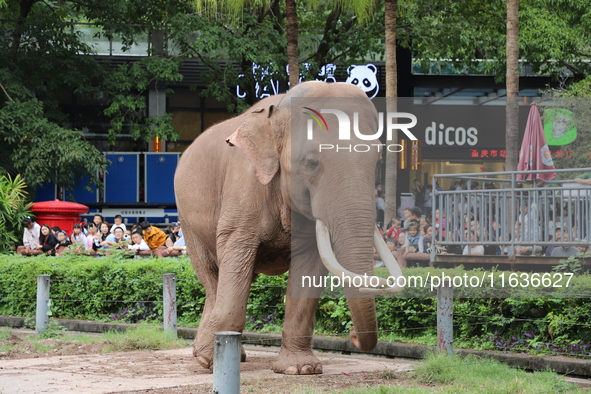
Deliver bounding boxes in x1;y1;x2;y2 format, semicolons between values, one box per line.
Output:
3;0;591;194
168;9;286;111
398;0;591;80
544;76;591;171
0;84;108;192
0;0;184;192
168;1;385;111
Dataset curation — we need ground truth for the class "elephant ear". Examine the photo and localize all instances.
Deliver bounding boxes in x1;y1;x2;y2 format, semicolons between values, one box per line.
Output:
226;105;279;185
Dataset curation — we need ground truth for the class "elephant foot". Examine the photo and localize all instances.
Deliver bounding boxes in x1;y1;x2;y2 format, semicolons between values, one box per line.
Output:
193;343;213;370
193;342;245;368
272;349;323;375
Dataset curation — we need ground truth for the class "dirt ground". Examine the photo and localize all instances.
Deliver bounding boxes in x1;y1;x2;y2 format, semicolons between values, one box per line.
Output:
0;331;106;360
0;331;418;394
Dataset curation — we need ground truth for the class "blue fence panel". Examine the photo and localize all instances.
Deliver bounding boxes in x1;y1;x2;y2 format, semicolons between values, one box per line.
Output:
70;173;99;203
34;182;57;202
104;153;139;203
145;153;179;204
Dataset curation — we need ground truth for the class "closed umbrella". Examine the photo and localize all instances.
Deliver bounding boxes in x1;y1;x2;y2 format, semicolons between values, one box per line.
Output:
516;103;556;183
516;103;556;247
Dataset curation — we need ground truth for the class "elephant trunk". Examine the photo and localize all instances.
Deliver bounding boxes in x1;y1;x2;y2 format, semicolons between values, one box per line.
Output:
347;297;378;351
316;220;404;294
316;219;404;352
308;155;404;351
312;174;402;350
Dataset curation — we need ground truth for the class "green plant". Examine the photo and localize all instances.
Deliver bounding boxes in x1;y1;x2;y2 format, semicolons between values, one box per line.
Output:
102;325;187;352
23;317;35;330
316;298;353;333
37;320;67;339
110;301;159;323
400;352;582;394
3;257;591;355
552;255;586;275
0;326;11;342
0;174;33;253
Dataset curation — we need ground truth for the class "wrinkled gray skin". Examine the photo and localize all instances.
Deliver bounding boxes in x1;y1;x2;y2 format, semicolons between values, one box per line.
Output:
175;81;381;375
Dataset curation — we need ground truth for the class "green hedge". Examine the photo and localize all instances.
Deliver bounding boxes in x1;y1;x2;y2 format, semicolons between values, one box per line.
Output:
1;254;590;353
0;254;203;324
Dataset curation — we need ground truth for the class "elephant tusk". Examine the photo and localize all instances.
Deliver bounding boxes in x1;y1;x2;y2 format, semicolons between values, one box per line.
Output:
363;228;405;294
315;219;399;294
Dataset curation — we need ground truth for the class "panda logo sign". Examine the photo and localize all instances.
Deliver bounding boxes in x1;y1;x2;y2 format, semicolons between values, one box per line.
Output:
346;64;379;99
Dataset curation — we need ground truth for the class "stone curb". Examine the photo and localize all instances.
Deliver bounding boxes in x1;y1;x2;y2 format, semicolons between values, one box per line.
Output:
2;315;591;380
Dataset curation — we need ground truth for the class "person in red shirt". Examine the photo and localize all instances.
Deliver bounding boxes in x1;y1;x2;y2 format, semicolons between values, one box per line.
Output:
385;218;402;241
434;209;446;238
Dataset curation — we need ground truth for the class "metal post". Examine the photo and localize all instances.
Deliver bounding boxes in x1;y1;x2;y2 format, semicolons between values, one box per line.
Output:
437;279;453;356
431;176;437;263
509;174;516;258
162;273;177;335
213;331;241;394
36;275;50;336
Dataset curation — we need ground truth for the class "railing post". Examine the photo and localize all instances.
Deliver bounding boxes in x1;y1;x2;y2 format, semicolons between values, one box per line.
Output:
36;275;50;336
431;175;437;263
437;278;453;356
162;273;177;335
509;173;516;258
213;331;241;394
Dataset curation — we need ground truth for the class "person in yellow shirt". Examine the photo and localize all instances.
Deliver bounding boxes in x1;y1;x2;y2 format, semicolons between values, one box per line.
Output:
140;221;167;251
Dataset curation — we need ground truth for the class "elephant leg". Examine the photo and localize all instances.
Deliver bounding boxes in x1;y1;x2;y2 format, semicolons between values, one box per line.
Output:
194;288;216;367
194;236;256;370
194;287;247;365
182;231;222;369
273;247;326;375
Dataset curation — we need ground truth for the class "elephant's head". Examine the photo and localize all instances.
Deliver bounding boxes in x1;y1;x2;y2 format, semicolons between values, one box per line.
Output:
227;81;403;352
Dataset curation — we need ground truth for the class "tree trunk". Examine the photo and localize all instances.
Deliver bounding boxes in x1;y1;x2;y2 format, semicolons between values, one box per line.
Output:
11;0;41;52
505;0;519;172
286;0;299;88
384;0;398;224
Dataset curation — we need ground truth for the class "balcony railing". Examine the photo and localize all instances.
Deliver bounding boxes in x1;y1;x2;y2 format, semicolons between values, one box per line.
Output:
431;168;591;261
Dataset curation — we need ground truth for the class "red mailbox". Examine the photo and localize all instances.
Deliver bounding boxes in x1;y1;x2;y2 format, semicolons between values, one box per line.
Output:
31;200;89;235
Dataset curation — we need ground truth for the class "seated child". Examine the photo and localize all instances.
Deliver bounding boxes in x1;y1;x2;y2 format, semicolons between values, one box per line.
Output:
127;231;151;251
395;230;407;250
406;223;421;253
70;223;87;249
421;224;432;253
385;219;402;241
55;231;71;254
386;239;397;254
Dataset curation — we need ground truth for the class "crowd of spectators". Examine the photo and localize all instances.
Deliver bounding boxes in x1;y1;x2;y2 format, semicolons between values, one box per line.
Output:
17;214;186;258
376;179;591;267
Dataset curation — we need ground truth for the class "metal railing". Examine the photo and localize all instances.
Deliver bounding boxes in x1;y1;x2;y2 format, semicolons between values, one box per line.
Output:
430;168;591;261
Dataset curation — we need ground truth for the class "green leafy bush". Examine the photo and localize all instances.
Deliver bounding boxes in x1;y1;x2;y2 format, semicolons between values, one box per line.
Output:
0;174;33;253
1;255;591;352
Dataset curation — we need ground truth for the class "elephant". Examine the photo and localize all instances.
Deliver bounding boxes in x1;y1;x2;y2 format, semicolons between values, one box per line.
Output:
174;81;403;375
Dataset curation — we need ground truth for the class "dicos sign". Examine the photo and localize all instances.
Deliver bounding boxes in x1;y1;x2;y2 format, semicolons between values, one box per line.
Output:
424;122;479;146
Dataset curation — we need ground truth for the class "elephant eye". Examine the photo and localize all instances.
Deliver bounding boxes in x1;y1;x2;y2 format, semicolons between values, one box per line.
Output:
363;78;371;88
306;158;319;168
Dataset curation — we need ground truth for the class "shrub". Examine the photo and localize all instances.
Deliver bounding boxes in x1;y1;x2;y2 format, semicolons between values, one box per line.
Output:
0;174;33;253
1;255;591;353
